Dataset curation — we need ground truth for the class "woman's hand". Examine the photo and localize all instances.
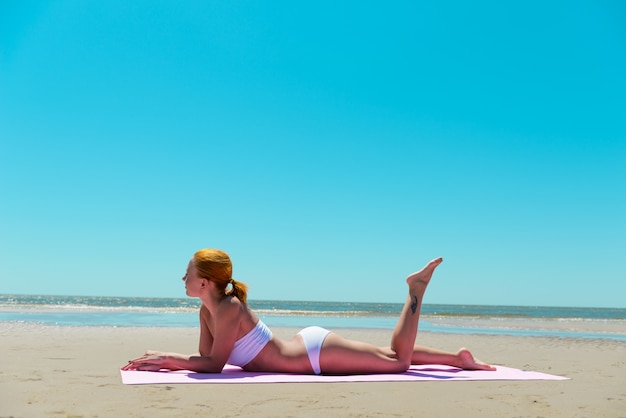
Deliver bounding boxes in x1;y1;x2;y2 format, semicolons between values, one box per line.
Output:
122;351;177;371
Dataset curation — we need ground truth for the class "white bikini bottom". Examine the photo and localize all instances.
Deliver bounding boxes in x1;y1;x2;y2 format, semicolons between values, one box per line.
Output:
297;326;331;375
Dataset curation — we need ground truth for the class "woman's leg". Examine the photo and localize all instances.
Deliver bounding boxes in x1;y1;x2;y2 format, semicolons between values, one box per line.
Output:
389;257;442;365
310;339;495;375
411;345;495;370
315;335;402;374
318;258;443;374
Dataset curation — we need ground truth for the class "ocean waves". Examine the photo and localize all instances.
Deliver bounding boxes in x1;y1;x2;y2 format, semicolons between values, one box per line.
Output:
1;294;624;340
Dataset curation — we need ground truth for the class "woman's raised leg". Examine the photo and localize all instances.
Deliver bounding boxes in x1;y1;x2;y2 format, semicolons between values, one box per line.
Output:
389;257;443;367
316;258;444;375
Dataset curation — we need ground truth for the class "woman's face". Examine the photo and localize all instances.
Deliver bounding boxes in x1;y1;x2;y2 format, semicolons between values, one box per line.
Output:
182;260;205;297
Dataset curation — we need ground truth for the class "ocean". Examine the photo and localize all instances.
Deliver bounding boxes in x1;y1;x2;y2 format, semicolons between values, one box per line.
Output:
1;294;625;341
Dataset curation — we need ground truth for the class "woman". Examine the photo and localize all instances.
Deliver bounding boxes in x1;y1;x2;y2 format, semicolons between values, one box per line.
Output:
123;248;494;374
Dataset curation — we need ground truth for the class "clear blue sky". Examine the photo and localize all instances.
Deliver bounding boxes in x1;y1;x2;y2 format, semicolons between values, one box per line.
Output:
1;1;624;308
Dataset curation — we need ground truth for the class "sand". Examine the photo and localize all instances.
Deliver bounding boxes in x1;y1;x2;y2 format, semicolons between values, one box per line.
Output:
1;322;624;417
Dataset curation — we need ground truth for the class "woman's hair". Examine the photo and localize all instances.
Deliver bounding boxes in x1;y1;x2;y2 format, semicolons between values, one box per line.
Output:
192;248;249;304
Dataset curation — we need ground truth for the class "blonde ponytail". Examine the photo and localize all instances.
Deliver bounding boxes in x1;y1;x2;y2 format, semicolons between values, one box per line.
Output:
227;278;249;305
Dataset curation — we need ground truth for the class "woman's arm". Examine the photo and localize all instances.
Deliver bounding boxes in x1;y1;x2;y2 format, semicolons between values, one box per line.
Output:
123;299;243;373
122;350;224;373
198;304;213;356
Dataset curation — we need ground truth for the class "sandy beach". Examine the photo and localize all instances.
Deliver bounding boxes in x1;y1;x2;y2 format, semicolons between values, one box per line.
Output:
1;322;624;418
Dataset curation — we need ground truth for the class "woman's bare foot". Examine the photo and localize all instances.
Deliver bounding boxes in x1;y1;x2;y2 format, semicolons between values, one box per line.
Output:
457;348;496;371
406;257;443;287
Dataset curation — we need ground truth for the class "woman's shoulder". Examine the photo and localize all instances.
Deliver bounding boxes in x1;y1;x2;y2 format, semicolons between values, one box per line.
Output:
217;294;247;315
199;303;211;323
199;298;244;317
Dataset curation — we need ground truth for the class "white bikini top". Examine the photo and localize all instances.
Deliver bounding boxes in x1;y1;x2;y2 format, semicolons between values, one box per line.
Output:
227;319;272;367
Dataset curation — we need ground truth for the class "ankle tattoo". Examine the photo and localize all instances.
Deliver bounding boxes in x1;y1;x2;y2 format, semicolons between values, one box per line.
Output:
410;295;419;315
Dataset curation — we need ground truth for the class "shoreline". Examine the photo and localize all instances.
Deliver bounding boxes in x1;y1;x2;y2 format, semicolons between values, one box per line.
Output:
2;313;625;341
1;322;625;417
3;294;624;341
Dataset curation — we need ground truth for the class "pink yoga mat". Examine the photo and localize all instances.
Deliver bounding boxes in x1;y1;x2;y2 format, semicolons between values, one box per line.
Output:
120;364;568;385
